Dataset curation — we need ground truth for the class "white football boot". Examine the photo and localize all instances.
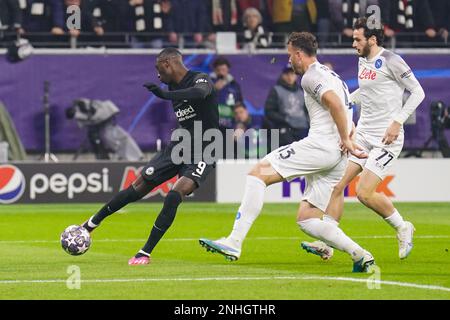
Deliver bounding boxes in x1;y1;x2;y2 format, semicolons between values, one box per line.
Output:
397;221;415;259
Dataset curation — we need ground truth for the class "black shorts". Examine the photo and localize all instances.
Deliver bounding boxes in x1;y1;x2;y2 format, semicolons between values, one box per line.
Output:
141;143;215;189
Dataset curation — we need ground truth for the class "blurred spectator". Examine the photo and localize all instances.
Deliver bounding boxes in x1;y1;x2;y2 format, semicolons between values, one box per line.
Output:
233;101;252;132
338;0;380;39
233;101;261;158
0;0;24;37
240;7;271;50
88;0;132;35
264;64;309;146
210;56;244;131
127;0;172;48
380;0;437;45
166;0;208;48
271;0;317;34
208;0;239;32
237;0;273;26
315;0;344;46
20;0;96;43
428;0;450;43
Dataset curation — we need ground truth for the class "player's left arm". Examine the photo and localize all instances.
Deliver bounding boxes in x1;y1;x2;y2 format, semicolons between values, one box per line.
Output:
144;74;213;101
383;55;426;145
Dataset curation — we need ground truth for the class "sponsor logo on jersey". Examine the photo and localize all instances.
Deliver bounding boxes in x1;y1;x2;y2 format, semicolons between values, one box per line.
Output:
375;59;383;69
175;105;196;120
0;165;26;204
313;84;323;95
400;69;412;79
359;68;377;80
235;212;241;220
195;78;208;84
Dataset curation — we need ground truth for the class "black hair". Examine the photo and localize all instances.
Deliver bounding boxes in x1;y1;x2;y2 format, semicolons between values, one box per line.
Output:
157;47;182;60
212;56;231;69
353;17;384;46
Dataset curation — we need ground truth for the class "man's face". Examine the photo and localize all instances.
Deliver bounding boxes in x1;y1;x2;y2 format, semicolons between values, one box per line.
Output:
281;71;297;85
352;28;371;58
155;58;172;84
287;43;303;75
234;106;249;122
215;64;229;79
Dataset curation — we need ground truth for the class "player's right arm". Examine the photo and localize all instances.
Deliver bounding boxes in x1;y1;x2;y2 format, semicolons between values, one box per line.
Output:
143;74;213;101
302;70;366;158
322;91;367;158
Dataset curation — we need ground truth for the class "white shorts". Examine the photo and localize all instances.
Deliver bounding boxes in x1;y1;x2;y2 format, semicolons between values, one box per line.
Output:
264;137;347;212
349;131;404;179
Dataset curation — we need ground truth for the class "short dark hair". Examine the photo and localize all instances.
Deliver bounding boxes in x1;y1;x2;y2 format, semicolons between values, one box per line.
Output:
287;32;318;57
212;56;231;69
353;17;384;46
157;47;182;60
234;101;246;110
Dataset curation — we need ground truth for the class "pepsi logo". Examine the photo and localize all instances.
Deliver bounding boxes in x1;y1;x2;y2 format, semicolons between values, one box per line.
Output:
0;165;26;204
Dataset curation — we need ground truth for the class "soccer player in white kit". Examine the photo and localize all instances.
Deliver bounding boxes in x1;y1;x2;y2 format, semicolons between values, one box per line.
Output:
199;32;376;272
302;18;425;261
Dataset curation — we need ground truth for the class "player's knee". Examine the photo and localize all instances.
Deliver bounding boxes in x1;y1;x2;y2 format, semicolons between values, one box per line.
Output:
356;189;373;205
164;190;183;208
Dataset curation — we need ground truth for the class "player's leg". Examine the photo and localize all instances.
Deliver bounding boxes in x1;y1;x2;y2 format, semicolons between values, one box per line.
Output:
325;160;363;223
357;168;415;259
129;176;195;264
297;200;375;272
81;147;174;232
130;160;216;264
199;159;284;260
82;176;156;232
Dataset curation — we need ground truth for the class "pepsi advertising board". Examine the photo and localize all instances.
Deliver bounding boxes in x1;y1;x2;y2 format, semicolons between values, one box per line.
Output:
0;163;216;204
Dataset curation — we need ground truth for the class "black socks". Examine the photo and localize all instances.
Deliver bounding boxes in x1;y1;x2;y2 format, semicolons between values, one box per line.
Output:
137;190;183;257
83;186;143;231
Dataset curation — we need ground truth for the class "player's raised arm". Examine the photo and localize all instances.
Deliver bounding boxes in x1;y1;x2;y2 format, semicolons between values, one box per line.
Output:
144;74;213;101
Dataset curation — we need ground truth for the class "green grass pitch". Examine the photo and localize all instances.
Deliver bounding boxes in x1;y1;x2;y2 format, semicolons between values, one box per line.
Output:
0;202;449;300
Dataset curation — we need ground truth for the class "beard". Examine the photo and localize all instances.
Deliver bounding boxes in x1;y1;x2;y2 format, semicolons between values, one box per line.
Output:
359;43;371;58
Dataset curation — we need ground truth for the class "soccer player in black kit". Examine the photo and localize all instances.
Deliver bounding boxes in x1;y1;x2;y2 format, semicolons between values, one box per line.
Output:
80;47;219;265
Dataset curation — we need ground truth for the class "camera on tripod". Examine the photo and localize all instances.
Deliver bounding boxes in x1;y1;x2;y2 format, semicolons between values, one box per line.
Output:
66;98;144;161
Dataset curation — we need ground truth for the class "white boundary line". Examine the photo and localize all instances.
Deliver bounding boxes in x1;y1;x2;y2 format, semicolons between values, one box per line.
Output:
0;275;449;293
0;235;448;244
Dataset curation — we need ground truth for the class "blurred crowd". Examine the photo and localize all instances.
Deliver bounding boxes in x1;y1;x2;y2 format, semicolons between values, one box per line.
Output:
1;0;449;48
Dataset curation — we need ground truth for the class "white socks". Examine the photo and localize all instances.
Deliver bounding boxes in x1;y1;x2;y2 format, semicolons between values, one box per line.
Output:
298;218;365;262
229;175;266;247
385;209;406;230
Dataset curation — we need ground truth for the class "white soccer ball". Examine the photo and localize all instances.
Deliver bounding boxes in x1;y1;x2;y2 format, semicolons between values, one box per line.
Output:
60;225;91;256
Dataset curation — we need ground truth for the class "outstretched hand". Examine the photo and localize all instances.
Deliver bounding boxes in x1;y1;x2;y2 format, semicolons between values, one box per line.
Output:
143;82;167;99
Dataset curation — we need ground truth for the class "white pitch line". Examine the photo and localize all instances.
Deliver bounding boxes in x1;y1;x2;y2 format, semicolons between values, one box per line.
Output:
0;275;449;293
0;235;449;244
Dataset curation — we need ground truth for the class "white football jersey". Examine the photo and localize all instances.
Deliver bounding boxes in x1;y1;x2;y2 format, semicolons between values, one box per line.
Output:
301;61;352;140
356;48;422;136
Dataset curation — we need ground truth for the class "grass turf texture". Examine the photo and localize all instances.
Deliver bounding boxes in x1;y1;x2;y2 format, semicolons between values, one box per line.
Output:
0;202;449;300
